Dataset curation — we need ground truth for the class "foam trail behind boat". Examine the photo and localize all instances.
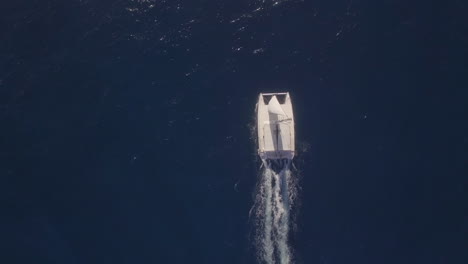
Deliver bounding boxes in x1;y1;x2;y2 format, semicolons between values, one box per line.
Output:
275;165;291;264
255;160;295;264
261;164;275;264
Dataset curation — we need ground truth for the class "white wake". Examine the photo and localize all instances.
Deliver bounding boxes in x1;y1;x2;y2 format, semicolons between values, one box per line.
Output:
254;160;297;264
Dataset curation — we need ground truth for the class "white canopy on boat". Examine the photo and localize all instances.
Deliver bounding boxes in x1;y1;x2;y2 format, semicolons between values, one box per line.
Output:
267;95;287;116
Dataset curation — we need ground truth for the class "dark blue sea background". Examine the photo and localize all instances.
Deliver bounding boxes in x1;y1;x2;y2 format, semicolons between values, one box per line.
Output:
1;0;467;263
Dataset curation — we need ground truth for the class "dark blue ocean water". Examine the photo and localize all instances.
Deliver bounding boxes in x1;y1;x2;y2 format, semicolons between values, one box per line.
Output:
1;0;467;263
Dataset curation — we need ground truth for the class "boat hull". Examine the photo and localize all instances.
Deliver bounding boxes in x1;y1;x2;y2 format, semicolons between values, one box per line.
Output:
257;92;295;160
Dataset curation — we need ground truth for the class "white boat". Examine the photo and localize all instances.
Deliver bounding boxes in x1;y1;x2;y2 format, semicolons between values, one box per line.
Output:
257;92;295;160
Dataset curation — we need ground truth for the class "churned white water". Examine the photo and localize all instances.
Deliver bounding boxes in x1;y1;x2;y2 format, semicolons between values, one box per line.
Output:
254;160;296;264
